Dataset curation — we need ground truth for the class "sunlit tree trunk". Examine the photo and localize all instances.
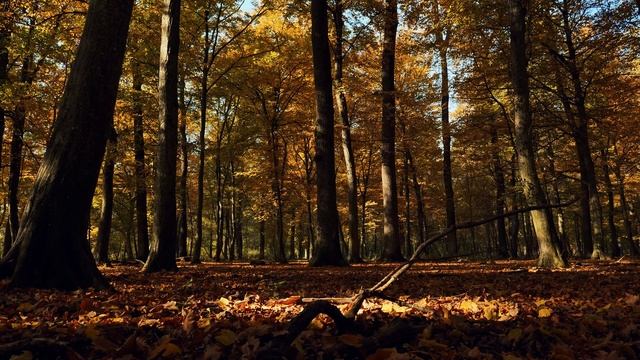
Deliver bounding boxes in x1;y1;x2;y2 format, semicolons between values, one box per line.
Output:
332;0;360;263
509;0;566;268
132;60;149;261
144;0;181;273
379;0;403;261
309;0;346;266
1;0;133;289
96;130;117;264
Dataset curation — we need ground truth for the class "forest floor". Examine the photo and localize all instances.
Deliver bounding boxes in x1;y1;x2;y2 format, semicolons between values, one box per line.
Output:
1;259;639;359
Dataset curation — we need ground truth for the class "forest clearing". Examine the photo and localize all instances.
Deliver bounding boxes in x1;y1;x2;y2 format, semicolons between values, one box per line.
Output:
1;0;640;358
2;260;640;359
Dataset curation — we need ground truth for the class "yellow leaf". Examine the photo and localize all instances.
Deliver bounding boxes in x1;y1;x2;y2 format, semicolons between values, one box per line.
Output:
538;307;553;318
460;300;480;313
163;301;179;311
217;297;230;309
484;305;498;321
624;294;639;306
215;329;237;346
381;302;394;314
197;317;211;329
338;334;364;347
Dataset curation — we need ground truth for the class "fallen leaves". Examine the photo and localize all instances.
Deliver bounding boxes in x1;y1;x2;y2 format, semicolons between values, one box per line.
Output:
0;260;639;359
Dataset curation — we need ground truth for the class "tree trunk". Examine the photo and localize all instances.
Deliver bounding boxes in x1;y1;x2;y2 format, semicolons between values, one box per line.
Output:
259;220;265;259
143;0;181;273
0;20;5;255
612;157;639;256
379;0;403;262
95;130;117;264
403;148;411;257
2;0;133;289
3;55;32;249
360;147;373;258
132;60;149;261
332;0;360;264
508;0;566;268
601;148;620;257
303;137;315;258
433;2;457;256
404;150;426;247
491;124;508;258
177;74;188;258
192;10;210;264
289;222;296;260
269;134;287;263
508;154;520;258
309;0;346;266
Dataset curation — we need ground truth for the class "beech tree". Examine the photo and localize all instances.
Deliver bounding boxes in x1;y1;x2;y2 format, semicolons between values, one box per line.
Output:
0;0;134;289
309;0;346;266
143;0;181;273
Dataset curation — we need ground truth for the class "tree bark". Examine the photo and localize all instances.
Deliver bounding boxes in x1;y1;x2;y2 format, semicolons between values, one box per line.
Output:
309;0;346;266
406;150;426;247
2;0;133;289
433;2;457;257
0;14;6;255
332;0;360;264
143;0;181;273
379;0;403;261
508;0;566;268
259;219;265;259
601;148;620;257
131;60;150;261
177;74;188;257
95;130;117;264
491;123;508;258
612;153;639;256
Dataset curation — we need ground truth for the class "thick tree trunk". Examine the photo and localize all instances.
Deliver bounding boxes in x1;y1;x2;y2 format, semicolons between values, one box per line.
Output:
96;130;117;264
309;0;346;266
1;0;133;289
143;0;181;273
491;124;508;258
177;75;188;257
332;0;360;264
508;0;566;268
601;149;620;257
379;0;403;262
132;60;149;261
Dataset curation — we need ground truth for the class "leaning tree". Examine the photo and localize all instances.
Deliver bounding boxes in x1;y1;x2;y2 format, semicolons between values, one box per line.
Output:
0;0;134;289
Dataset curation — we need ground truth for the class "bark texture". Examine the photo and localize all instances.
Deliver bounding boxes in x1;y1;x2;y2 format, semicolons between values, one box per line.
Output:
4;0;133;289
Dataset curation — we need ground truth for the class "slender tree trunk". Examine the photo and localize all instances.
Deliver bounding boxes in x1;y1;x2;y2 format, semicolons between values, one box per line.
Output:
259;220;265;259
332;0;360;263
508;155;520;258
144;0;181;273
192;11;210;264
309;0;346;266
289;222;296;260
360;147;373;258
612;158;639;256
433;4;457;256
303;137;315;258
403;148;411;257
4;54;32;249
269;134;287;263
406;151;426;246
132;60;149;261
1;0;133;289
491;123;508;258
509;0;566;268
96;130;117;264
379;0;403;261
601;149;620;257
177;74;188;258
546;146;569;257
0;18;6;256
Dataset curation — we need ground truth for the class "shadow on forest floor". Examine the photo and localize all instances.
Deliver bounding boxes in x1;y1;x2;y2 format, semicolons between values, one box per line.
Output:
1;259;639;359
